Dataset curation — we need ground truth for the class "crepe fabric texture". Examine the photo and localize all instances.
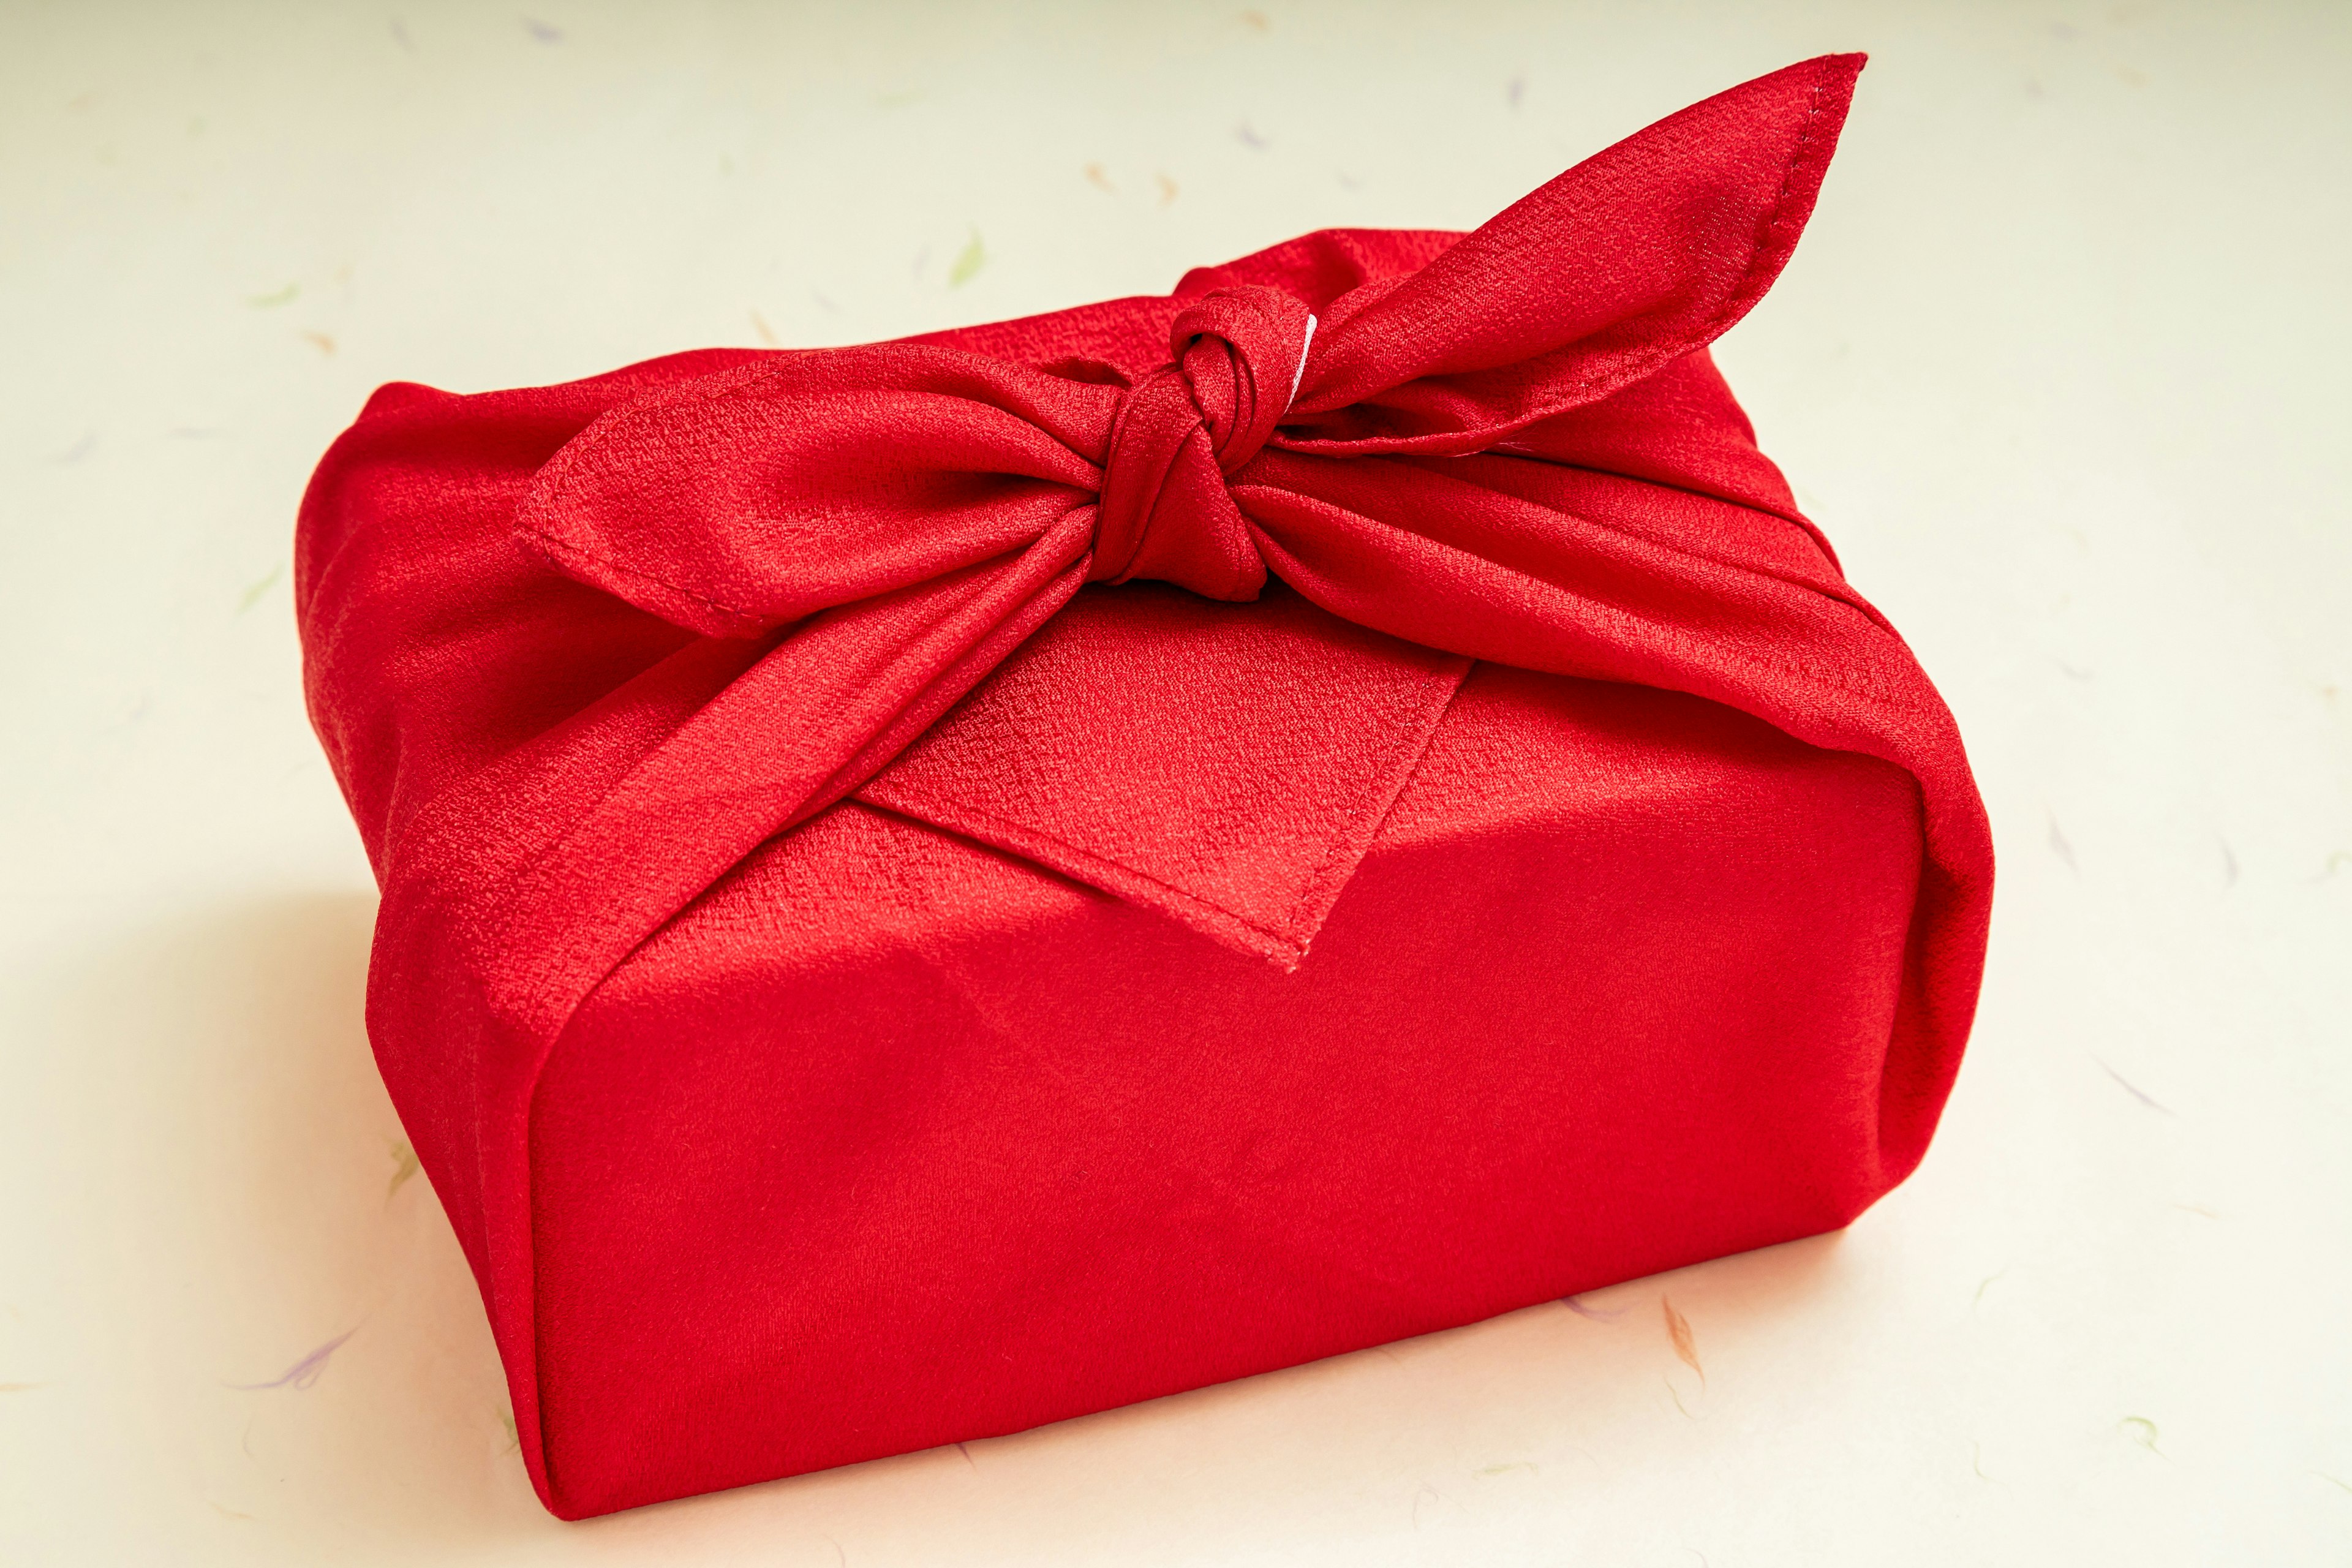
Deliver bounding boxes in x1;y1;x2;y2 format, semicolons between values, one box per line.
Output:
296;54;1994;1517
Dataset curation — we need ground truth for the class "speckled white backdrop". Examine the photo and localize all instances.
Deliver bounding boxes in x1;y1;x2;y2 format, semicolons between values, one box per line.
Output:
3;2;2347;1563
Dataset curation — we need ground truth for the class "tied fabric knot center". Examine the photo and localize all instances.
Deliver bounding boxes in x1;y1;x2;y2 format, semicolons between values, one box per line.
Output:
1089;285;1316;602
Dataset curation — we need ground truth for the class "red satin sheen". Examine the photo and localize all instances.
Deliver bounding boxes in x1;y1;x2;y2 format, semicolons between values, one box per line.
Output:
295;53;1994;1517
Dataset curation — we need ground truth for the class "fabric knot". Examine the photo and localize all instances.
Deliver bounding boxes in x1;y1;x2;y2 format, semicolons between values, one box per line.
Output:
1088;285;1317;601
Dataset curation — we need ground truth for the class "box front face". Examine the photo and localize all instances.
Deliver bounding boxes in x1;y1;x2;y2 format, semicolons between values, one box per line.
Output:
526;664;1923;1515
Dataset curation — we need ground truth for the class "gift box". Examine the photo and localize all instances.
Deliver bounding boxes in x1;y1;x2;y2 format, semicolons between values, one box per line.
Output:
296;53;1992;1518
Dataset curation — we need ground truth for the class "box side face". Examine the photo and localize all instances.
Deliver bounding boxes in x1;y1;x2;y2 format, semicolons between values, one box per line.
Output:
527;666;1923;1514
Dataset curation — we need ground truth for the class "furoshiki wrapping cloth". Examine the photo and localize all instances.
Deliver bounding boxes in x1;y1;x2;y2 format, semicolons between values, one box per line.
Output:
297;54;1992;1517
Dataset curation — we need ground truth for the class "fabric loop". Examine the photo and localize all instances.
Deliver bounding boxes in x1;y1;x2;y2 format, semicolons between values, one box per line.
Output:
1086;285;1315;602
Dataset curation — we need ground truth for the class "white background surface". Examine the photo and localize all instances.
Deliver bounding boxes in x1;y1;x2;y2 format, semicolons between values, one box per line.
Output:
4;2;2348;1562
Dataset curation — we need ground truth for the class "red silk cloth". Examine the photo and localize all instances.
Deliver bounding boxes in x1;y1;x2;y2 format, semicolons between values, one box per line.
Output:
298;54;1992;1515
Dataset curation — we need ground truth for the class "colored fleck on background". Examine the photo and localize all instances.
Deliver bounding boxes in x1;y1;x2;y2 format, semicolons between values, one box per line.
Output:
947;229;988;288
236;566;282;614
384;1139;420;1198
228;1329;356;1392
1660;1297;1704;1385
1;2;2348;1566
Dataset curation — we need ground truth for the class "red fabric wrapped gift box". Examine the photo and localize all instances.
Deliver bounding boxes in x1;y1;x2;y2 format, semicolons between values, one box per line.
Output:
296;55;1992;1518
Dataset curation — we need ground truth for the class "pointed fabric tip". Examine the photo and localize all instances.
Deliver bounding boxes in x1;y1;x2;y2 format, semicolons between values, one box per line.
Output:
1281;52;1868;450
